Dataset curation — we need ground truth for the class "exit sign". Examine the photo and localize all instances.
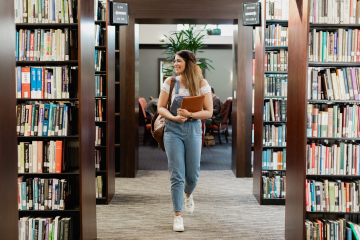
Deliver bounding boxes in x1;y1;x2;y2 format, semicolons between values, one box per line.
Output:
242;2;261;26
110;2;129;25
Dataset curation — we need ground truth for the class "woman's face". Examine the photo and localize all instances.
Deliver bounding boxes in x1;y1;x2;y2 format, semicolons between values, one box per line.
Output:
174;55;186;74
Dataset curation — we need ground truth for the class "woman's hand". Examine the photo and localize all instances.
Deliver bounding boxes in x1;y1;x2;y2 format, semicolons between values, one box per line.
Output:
172;115;188;124
177;108;191;118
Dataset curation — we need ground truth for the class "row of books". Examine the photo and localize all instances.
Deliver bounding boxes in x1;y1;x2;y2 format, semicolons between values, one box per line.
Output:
309;29;360;63
16;66;71;99
95;75;104;97
14;0;76;23
262;149;286;170
265;0;289;21
263;124;287;147
95;149;102;171
306;179;360;212
18;141;64;174
309;0;360;24
307;142;360;175
308;68;360;101
265;25;288;47
95;99;104;121
265;50;288;71
95;126;102;147
262;175;286;199
263;99;287;122
264;75;288;97
95;24;105;46
18;177;68;211
95;50;104;71
305;218;358;240
19;216;72;240
95;176;103;198
16;103;70;137
95;0;106;21
16;28;70;62
307;104;360;138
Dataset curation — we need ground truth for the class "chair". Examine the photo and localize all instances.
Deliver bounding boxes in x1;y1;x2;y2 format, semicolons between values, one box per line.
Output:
205;98;232;144
139;97;152;145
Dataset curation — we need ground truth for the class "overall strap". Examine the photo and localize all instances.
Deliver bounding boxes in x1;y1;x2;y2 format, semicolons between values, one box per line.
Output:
167;77;176;111
174;77;179;94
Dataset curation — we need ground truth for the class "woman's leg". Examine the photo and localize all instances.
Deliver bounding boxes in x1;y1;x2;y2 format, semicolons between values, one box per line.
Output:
184;120;202;195
164;123;185;214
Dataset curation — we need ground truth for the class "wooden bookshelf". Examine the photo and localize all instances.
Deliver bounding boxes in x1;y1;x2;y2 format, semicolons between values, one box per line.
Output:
253;0;288;205
10;0;97;238
115;25;121;176
95;0;115;205
285;0;360;239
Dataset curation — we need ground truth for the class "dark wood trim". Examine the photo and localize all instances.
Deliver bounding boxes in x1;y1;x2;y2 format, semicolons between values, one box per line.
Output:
117;0;254;178
105;0;115;204
78;0;97;238
140;44;233;50
0;0;18;238
285;0;310;239
253;0;266;205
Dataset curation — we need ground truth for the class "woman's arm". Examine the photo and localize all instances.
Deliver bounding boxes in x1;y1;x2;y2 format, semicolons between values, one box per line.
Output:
177;79;213;119
157;78;187;123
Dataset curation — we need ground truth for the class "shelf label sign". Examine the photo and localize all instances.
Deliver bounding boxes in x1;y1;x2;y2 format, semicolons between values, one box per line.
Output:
242;2;261;26
110;2;129;25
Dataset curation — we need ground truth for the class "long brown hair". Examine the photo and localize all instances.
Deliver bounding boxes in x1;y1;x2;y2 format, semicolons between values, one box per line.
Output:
175;50;199;96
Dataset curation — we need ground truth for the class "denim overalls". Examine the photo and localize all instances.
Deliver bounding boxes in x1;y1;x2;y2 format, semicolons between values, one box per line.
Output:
163;78;202;212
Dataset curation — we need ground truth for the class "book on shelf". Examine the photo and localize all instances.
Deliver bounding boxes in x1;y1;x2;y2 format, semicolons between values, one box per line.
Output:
95;175;103;198
95;126;102;146
263;148;286;170
262;174;286;199
19;216;72;240
264;99;287;121
95;75;104;97
95;50;104;71
307;103;360;138
264;75;288;96
95;24;105;46
265;25;288;46
16;66;71;99
306;142;360;175
94;0;106;21
95;99;103;121
18;140;65;173
16;103;71;137
16;28;70;61
14;0;76;24
309;0;360;24
18;176;68;211
265;0;289;21
95;149;101;171
265;50;288;72
263;124;287;146
306;178;360;213
305;218;359;240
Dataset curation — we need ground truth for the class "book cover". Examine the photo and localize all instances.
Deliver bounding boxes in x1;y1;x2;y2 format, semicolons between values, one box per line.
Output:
42;103;50;136
21;67;31;98
55;140;62;173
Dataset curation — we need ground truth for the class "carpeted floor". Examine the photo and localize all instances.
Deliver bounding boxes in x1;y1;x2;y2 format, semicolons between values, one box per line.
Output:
96;171;285;239
139;126;232;170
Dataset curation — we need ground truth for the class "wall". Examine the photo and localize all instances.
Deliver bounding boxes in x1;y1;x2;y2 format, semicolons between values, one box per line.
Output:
139;48;233;102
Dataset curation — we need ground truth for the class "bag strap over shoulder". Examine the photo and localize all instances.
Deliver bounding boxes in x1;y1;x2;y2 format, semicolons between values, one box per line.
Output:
167;77;176;111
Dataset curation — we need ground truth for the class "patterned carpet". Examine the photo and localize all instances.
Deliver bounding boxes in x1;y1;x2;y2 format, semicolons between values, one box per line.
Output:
96;171;285;239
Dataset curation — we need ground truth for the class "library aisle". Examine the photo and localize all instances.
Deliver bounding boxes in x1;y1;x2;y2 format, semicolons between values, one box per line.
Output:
96;171;285;239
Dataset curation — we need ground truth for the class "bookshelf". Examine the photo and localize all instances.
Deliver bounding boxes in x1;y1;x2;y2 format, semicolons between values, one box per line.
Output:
94;0;115;205
286;0;360;239
253;0;288;206
12;0;97;238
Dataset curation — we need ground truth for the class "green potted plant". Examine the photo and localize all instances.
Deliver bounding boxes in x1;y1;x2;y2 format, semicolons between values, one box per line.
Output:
212;25;221;35
160;25;215;77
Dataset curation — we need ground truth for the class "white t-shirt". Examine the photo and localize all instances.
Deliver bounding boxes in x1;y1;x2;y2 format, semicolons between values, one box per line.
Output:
161;80;211;106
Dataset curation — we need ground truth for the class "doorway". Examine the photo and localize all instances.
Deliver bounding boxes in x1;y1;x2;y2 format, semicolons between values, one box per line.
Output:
118;5;253;178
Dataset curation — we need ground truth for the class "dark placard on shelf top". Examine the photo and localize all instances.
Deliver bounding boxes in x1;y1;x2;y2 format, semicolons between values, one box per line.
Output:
242;2;261;26
110;2;129;25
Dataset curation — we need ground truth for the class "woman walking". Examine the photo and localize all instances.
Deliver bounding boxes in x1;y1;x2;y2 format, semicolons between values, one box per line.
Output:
157;50;213;231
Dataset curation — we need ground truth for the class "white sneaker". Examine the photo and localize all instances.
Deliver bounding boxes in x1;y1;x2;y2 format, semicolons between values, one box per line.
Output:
173;215;184;232
184;194;194;214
